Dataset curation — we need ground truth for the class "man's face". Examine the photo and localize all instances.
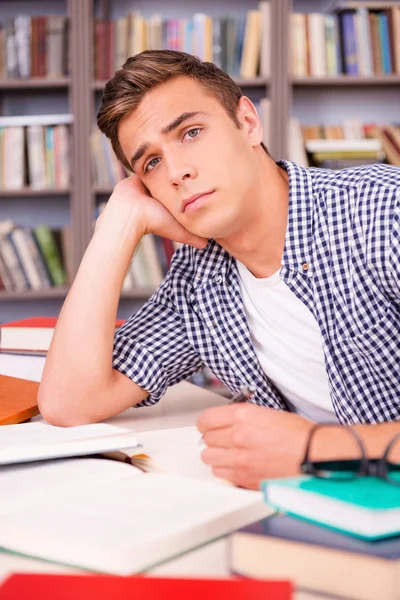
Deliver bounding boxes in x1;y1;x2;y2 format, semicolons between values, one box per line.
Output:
118;76;261;239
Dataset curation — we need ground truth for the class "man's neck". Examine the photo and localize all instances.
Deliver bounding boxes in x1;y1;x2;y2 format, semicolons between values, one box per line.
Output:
215;159;289;279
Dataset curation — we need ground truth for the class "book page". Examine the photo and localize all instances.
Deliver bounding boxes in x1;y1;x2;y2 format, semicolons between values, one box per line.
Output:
0;457;141;518
132;426;219;481
0;470;272;575
0;422;132;446
0;423;140;465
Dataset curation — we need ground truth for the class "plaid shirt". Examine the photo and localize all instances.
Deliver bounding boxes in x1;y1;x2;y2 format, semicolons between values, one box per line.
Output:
113;160;400;425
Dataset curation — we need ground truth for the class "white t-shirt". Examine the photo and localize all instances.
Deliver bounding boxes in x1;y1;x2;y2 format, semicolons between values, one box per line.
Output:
236;260;338;423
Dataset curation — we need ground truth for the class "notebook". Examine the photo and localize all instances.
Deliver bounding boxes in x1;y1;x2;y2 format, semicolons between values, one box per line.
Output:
0;374;40;425
262;474;400;540
230;514;400;600
0;316;125;355
0;457;274;575
0;574;293;600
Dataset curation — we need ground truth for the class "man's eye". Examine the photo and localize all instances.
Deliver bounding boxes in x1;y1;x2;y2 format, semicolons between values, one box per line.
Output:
184;128;201;140
144;157;160;173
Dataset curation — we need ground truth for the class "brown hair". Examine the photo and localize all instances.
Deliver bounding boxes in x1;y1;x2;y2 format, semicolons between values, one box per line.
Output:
97;50;269;170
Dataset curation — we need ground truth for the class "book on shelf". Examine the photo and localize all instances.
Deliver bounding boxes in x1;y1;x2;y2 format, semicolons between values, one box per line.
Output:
297;120;400;169
0;14;69;81
93;3;271;82
0;415;273;574
0;221;69;293
0;374;40;425
96;202;183;292
290;5;400;77
261;474;400;540
230;513;400;600
0;118;70;191
0;574;293;600
305;138;383;153
0;316;125;355
91;129;126;188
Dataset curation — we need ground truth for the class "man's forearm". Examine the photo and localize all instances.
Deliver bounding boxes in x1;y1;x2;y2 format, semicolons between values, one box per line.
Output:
320;421;400;462
39;202;143;418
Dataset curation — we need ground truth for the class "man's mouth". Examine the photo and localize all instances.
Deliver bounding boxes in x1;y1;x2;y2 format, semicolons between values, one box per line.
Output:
181;190;215;213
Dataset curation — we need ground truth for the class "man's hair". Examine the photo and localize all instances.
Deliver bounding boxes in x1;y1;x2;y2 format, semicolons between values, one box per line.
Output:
97;49;270;171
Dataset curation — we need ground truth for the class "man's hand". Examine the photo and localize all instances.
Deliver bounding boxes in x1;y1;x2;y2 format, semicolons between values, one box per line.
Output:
97;175;208;249
197;403;314;490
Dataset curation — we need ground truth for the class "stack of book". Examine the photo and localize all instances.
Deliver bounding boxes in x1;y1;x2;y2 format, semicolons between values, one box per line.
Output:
230;474;400;600
291;4;400;77
299;119;400;168
0;114;72;191
0;411;274;576
94;2;270;81
0;220;71;293
0;15;69;80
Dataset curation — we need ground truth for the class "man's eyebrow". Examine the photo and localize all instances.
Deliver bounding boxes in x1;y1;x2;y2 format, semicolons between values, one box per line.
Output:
129;111;209;172
130;143;149;173
160;111;209;135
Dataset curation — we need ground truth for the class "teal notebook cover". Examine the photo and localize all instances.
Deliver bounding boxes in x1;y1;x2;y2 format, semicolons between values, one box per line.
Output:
261;474;400;541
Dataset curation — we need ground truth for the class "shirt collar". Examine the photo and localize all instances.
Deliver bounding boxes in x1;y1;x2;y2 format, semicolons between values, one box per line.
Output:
192;160;316;284
278;160;315;275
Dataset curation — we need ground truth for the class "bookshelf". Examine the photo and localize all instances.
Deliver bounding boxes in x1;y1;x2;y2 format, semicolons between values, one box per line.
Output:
286;0;400;157
1;0;399;321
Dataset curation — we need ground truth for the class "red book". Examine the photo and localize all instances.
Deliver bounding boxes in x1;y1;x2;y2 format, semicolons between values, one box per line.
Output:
0;574;292;600
0;316;125;355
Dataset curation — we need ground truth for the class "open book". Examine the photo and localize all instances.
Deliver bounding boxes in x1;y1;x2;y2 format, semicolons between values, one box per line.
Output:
104;426;218;480
0;456;273;575
0;422;141;465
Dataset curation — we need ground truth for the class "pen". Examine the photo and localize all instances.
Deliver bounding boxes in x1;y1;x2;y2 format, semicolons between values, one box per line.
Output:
199;384;257;444
229;384;257;404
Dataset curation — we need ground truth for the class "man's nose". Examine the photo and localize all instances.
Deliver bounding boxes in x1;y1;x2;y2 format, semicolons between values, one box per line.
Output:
165;155;197;186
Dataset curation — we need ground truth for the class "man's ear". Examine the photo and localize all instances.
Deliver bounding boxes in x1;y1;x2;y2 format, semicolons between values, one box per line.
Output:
236;96;263;147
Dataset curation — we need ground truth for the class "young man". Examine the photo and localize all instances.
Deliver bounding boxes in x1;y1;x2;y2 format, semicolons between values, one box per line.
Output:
39;50;400;490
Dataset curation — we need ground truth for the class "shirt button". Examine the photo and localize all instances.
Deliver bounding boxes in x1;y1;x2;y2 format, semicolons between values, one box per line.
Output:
302;263;309;271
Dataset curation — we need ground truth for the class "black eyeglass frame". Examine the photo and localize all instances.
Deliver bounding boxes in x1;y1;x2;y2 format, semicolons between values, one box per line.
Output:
300;424;400;486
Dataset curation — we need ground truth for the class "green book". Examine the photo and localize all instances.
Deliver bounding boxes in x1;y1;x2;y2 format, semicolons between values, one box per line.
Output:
261;474;400;541
33;225;66;286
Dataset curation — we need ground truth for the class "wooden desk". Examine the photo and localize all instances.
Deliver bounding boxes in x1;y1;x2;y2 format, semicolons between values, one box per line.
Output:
0;355;330;599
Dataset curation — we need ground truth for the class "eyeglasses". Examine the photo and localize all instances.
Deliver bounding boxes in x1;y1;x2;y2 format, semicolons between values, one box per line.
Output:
301;424;400;486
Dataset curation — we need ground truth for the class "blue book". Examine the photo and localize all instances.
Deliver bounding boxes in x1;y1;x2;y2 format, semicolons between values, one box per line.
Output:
230;514;400;600
378;12;392;74
340;11;359;74
262;474;400;540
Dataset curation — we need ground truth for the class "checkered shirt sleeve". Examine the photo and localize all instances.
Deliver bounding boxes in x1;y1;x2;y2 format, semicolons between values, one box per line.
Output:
112;249;203;407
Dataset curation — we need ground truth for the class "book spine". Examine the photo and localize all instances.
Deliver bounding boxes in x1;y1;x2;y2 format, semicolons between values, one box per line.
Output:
14;15;31;78
3;231;30;290
26;124;46;189
0;249;14;292
357;8;374;76
9;228;43;290
33;225;66;286
340;11;359;75
378;12;392;74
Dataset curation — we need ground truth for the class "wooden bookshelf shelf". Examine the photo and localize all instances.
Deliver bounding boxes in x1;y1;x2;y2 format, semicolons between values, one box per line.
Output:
92;77;270;91
0;188;70;197
292;75;400;86
0;287;70;301
0;78;70;90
